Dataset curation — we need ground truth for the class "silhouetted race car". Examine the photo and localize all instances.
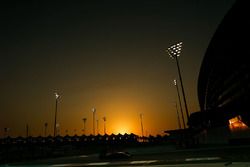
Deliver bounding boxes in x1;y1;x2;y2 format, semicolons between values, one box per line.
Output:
99;151;132;160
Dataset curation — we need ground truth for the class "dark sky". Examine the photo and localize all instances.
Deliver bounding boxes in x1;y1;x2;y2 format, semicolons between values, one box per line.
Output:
0;0;236;137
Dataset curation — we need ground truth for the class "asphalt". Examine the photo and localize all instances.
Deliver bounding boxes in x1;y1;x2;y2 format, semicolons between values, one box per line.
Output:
3;144;250;166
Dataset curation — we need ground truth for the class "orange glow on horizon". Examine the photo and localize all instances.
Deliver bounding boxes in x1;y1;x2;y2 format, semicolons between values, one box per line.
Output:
1;84;196;137
109;119;134;135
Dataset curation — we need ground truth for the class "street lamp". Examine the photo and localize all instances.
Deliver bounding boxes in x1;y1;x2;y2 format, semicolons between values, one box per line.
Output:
167;42;190;123
140;113;144;138
26;124;29;137
54;92;60;137
92;107;96;135
82;118;87;135
44;122;48;137
103;116;106;135
174;79;186;129
96;119;99;135
4;128;10;138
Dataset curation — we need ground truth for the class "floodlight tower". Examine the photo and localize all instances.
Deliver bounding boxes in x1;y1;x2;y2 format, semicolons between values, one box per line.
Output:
92;107;96;135
167;42;190;123
174;79;186;129
54;92;60;137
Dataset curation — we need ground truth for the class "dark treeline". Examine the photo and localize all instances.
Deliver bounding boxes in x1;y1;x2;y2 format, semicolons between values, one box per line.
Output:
0;133;172;164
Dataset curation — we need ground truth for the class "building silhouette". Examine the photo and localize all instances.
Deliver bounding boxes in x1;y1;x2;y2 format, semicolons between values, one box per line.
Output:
189;0;250;144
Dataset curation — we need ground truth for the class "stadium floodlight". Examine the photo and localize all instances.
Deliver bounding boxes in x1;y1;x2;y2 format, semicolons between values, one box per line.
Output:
166;42;189;123
167;42;183;59
55;92;59;99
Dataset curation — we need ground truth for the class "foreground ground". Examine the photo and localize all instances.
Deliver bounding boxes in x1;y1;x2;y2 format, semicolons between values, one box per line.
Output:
2;144;250;166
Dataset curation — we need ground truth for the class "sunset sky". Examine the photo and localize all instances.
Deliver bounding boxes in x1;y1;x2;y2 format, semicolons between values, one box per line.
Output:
0;0;235;137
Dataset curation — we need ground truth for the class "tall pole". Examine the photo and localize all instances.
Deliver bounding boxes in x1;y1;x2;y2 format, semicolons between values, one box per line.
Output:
175;56;189;121
96;119;99;135
56;123;60;136
54;93;60;137
167;42;189;123
44;122;48;137
140;114;144;138
174;79;186;129
4;128;9;138
82;118;87;135
92;107;96;135
103;117;106;135
175;102;182;129
26;124;29;137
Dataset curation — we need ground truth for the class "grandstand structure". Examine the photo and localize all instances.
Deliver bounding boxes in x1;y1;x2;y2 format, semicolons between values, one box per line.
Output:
188;0;250;144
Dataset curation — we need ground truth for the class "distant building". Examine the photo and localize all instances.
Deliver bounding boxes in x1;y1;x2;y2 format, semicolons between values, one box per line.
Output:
189;0;250;144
